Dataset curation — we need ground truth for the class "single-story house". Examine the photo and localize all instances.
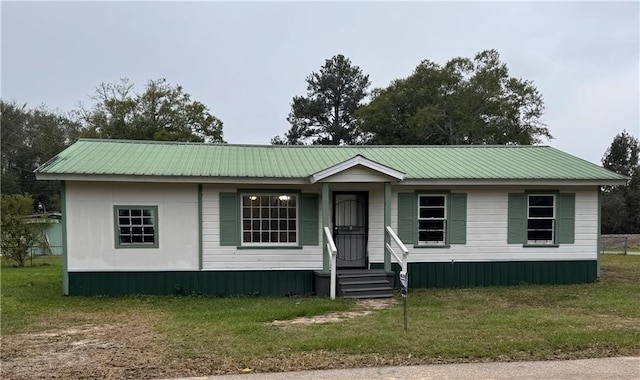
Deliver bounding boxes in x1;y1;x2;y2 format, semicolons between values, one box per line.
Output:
35;139;627;297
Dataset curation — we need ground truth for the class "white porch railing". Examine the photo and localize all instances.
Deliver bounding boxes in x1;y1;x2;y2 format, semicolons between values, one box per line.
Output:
385;226;409;272
324;226;338;300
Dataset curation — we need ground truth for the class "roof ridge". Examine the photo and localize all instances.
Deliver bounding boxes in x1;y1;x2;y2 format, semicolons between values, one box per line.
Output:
78;139;550;149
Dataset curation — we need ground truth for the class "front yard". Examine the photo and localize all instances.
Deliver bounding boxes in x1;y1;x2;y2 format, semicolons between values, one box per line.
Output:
1;255;639;379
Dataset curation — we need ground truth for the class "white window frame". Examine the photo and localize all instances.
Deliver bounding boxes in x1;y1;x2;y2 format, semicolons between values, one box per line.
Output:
417;194;447;246
240;193;299;247
527;194;556;245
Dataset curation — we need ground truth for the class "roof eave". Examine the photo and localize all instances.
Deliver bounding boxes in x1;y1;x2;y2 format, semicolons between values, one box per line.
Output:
37;172;628;187
400;178;629;187
35;173;312;185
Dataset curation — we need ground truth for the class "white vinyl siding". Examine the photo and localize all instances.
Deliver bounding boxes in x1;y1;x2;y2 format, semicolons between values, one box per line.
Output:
391;187;598;263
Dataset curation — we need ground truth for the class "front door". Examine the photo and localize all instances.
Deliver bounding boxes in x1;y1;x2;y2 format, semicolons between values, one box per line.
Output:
333;192;368;268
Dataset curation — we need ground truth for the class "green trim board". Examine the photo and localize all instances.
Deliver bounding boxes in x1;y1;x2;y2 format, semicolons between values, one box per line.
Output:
384;182;391;271
322;183;330;271
371;260;598;289
68;270;314;296
61;181;68;296
597;188;602;278
198;184;203;270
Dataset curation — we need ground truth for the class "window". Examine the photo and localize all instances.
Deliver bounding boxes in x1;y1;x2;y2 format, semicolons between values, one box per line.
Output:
527;195;555;244
241;194;298;246
508;192;574;246
115;206;158;248
417;194;447;245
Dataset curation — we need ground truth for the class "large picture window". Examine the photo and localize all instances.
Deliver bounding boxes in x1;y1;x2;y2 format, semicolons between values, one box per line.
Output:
241;194;298;246
417;194;447;245
114;206;158;248
527;195;555;244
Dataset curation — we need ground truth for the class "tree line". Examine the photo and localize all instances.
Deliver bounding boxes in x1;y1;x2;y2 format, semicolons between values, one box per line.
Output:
273;50;551;146
1;50;638;266
600;131;640;234
1;78;225;211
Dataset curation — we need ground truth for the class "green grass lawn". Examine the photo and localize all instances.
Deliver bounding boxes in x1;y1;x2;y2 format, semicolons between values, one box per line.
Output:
2;254;639;375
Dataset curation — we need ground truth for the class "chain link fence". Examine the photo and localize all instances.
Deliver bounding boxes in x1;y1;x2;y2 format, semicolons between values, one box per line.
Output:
601;235;629;254
601;234;640;254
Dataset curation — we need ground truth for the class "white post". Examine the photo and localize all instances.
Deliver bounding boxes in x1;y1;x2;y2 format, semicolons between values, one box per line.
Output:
324;227;338;300
402;253;408;273
330;247;337;300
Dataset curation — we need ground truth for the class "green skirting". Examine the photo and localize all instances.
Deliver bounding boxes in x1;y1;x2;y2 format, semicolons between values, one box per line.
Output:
68;270;314;296
68;260;597;296
370;260;598;288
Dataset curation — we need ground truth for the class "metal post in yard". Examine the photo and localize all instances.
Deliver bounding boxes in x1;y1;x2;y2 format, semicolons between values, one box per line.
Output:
403;296;407;332
624;236;628;255
400;271;408;332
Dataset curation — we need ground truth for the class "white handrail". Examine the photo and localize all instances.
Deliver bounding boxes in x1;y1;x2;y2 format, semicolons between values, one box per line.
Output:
386;243;404;268
324;227;338;300
386;226;409;254
386;226;409;273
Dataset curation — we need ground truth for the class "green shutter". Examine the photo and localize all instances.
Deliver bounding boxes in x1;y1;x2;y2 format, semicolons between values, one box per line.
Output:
398;193;416;243
508;193;525;244
557;193;575;244
449;193;467;244
219;193;239;246
301;193;319;245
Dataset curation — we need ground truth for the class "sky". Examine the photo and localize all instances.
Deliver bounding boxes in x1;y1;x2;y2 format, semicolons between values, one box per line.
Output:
2;1;639;165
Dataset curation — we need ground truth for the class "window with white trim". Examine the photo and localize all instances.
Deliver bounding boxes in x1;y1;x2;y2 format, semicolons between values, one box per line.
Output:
527;195;555;244
418;194;447;245
241;194;298;246
115;206;158;248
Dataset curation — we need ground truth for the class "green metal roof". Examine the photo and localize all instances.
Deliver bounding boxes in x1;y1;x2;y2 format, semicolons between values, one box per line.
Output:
35;139;627;183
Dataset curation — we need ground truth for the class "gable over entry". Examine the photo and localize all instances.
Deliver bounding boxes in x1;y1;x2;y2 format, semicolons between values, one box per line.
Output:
310;155;406;184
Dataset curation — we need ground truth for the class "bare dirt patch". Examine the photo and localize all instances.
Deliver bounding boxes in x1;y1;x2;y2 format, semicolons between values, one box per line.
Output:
269;298;396;327
1;312;177;380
